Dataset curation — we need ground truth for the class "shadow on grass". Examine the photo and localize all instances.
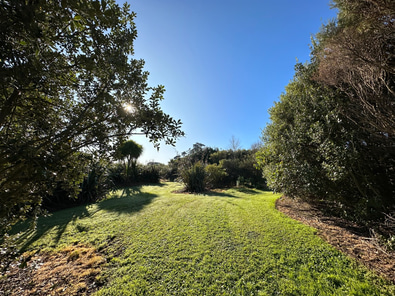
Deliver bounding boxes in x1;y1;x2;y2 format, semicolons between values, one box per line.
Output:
14;185;158;252
232;187;262;195
204;190;239;198
98;186;158;214
205;186;265;198
14;205;92;253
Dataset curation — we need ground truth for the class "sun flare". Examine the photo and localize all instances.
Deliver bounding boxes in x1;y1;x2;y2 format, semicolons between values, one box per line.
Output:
123;103;135;114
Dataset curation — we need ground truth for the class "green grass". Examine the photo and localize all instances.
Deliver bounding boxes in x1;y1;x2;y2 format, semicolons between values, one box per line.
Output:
13;183;394;295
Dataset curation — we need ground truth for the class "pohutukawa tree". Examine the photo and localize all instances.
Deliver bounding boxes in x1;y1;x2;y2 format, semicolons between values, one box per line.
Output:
0;0;184;232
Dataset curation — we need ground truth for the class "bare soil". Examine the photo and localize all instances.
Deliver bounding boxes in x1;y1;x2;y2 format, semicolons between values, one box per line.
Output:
276;195;395;283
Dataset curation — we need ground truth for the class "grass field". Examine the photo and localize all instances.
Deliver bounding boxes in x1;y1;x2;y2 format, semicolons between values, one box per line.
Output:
13;183;395;295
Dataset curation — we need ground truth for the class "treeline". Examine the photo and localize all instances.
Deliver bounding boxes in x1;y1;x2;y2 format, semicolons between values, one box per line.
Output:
163;143;266;192
41;141;266;211
256;0;394;224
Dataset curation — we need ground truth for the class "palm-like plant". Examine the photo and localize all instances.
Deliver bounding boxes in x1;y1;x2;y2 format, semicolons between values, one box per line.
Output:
116;140;143;183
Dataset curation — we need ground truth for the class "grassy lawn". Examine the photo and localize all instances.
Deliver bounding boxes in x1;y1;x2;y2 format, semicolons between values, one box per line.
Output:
13;183;394;295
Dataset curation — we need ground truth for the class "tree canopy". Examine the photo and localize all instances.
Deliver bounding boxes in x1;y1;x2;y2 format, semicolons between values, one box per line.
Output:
0;0;184;232
257;0;395;221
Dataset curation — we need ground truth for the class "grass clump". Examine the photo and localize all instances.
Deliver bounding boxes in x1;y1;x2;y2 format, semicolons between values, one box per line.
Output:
7;183;395;295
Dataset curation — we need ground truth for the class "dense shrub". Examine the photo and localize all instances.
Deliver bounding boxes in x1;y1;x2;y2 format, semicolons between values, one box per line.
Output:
138;165;160;183
78;162;112;203
160;164;178;181
167;143;266;189
257;0;395;223
179;162;206;193
205;164;228;189
107;163;126;187
42;161;111;211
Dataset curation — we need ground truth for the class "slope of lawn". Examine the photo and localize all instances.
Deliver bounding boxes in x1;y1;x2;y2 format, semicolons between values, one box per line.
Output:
14;183;394;295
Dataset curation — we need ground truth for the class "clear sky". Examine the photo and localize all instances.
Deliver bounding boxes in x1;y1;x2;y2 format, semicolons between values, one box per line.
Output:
120;0;338;164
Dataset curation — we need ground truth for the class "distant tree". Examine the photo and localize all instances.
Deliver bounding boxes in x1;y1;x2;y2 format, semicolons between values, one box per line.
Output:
169;143;265;190
229;135;241;151
0;0;184;233
250;141;263;151
116;140;143;182
182;143;218;165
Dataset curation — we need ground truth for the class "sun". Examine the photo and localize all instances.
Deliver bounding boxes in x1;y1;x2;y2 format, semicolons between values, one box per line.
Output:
123;103;135;114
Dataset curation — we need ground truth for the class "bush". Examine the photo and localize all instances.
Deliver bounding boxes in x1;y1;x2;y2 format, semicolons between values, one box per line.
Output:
107;163;126;187
159;164;178;181
42;161;112;211
179;162;206;193
138;165;160;183
78;162;112;203
205;164;227;189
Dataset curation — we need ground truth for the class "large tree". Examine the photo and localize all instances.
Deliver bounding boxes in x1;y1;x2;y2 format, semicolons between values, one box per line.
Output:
0;0;184;232
257;0;395;221
313;0;395;135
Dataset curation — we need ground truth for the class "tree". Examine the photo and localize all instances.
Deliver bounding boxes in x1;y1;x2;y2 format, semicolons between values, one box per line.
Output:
313;0;395;135
257;64;356;201
257;0;395;222
0;0;184;232
117;140;143;182
229;135;241;151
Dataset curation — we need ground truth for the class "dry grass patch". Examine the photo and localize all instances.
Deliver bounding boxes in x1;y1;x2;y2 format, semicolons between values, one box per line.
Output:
0;245;105;295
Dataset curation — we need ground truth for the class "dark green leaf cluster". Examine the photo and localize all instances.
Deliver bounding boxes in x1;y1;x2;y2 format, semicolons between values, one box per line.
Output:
179;161;207;193
0;0;184;233
109;140;160;186
257;0;395;223
170;143;266;192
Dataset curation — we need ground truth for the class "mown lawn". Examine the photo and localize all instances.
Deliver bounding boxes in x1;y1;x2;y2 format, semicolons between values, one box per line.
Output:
14;183;394;295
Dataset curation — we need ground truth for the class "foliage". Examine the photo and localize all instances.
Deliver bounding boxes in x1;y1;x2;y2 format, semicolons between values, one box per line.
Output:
78;161;113;204
159;162;178;182
180;143;219;166
204;164;228;189
115;140;143;183
169;143;266;190
210;149;265;188
107;163;126;188
178;162;206;193
137;164;160;184
0;0;184;233
257;0;395;223
314;0;395;135
7;183;394;295
116;140;143;164
42;160;112;212
107;162;161;186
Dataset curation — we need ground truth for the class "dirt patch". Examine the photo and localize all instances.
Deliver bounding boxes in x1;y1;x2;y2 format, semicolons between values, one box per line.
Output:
0;245;105;295
276;196;395;283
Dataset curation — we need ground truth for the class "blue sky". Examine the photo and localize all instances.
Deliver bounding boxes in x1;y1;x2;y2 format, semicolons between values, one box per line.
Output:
121;0;338;164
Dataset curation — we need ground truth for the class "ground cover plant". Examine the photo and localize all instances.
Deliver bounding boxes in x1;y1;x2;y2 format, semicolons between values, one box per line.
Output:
3;183;394;295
